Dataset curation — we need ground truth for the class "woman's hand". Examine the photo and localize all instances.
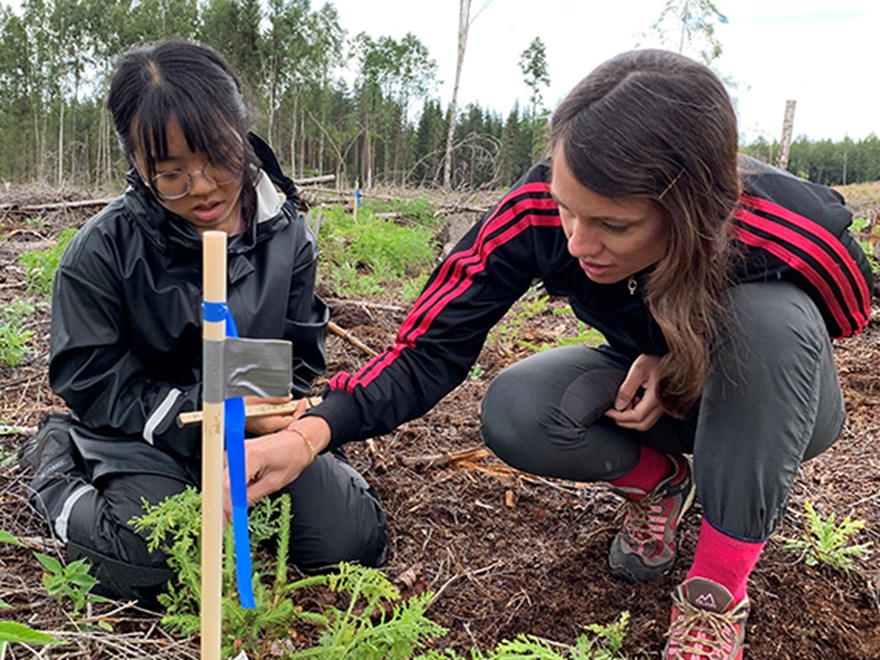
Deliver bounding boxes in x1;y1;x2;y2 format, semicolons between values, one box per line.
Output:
604;353;665;431
243;395;294;435
224;407;332;519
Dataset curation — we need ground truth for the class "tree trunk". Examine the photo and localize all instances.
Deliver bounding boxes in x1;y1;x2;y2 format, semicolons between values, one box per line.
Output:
363;113;372;189
318;77;327;175
290;95;298;175
776;100;796;171
57;97;64;187
299;108;306;179
443;0;472;190
98;107;112;188
268;56;278;147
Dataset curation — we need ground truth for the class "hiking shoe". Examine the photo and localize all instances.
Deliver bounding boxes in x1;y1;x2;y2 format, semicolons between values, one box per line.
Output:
608;454;695;583
664;577;750;659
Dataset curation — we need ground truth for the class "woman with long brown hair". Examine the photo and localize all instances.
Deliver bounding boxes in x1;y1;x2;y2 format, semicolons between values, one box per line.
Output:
241;49;872;657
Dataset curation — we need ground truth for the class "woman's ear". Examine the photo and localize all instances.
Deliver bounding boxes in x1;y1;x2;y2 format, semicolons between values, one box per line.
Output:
125;153;154;195
127;152;150;187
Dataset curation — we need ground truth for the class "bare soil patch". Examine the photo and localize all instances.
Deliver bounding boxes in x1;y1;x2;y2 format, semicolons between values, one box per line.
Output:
0;187;878;658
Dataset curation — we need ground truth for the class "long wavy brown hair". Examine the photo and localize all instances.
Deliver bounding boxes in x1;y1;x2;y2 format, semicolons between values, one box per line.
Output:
550;49;741;417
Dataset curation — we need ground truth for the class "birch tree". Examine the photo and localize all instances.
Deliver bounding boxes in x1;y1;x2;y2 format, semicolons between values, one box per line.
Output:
642;0;728;66
519;36;549;163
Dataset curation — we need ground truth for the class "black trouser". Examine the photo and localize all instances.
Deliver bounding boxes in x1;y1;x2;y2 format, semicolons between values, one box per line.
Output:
481;281;844;542
25;426;388;604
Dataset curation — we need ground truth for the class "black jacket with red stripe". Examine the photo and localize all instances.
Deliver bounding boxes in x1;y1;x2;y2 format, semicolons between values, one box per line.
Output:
312;157;873;449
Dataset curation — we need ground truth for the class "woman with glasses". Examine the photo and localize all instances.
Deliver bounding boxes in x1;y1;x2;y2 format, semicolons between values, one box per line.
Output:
21;39;387;603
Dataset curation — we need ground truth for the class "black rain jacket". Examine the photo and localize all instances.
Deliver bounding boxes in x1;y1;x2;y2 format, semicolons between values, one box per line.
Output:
49;135;328;481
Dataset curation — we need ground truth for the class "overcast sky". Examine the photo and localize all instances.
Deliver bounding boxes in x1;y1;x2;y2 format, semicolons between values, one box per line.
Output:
329;0;878;143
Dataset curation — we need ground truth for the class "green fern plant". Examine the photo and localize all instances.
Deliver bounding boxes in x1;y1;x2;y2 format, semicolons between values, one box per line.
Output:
292;562;446;659
318;205;435;300
488;611;629;659
782;500;872;573
132;487;329;656
0;297;40;368
132;487;447;659
415;611;630;659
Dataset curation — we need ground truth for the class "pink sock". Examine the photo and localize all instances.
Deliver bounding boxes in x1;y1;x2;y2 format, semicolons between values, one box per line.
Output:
609;446;673;495
687;518;765;602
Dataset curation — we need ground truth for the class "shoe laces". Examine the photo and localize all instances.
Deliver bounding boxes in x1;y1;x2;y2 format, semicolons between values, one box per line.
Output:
667;596;742;658
620;489;669;545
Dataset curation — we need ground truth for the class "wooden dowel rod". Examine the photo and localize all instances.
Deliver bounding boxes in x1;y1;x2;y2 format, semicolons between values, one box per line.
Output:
177;396;323;428
201;230;226;660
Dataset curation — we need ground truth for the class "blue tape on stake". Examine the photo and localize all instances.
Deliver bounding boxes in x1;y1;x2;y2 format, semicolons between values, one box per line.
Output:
203;300;228;323
224;311;256;609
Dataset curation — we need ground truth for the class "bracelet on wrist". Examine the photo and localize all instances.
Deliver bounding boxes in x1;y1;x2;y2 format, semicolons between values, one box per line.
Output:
289;427;317;464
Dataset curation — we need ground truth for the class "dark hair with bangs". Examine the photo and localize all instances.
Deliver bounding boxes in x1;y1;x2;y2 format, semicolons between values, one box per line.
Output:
550;49;741;418
107;39;258;217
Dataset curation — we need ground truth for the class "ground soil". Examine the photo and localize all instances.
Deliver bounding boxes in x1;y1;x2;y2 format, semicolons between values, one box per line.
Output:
0;185;878;658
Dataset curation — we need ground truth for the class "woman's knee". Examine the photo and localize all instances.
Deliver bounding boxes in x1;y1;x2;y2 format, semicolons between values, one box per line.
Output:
480;366;546;465
54;472;191;601
481;348;635;477
298;511;387;570
284;455;388;570
64;494;174;603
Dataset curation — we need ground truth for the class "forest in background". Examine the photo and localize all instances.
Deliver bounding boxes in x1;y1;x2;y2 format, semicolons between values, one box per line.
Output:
1;0;879;193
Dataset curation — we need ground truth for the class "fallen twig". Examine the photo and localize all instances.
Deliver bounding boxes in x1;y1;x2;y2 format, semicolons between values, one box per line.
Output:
436;203;490;214
326;298;407;313
0;424;37;436
295;174;336;186
47;627;200;659
401;446;591;493
0;197;116;213
328;320;377;357
0;375;40;391
426;561;504;612
400;446;490;469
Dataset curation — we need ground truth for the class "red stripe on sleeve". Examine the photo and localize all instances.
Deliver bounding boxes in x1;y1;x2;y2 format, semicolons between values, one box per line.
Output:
403;182;557;338
740;194;871;319
346;182;560;390
732;210;861;336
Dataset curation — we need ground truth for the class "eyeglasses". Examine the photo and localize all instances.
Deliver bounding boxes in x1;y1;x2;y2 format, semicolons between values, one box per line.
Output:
149;163;241;200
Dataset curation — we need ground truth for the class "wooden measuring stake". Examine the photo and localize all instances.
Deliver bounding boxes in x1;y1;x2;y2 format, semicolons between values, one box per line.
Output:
177;396;323;428
201;231;225;660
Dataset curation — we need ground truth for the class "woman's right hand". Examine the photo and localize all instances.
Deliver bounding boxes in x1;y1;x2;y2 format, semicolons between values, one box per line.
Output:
224;410;332;518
